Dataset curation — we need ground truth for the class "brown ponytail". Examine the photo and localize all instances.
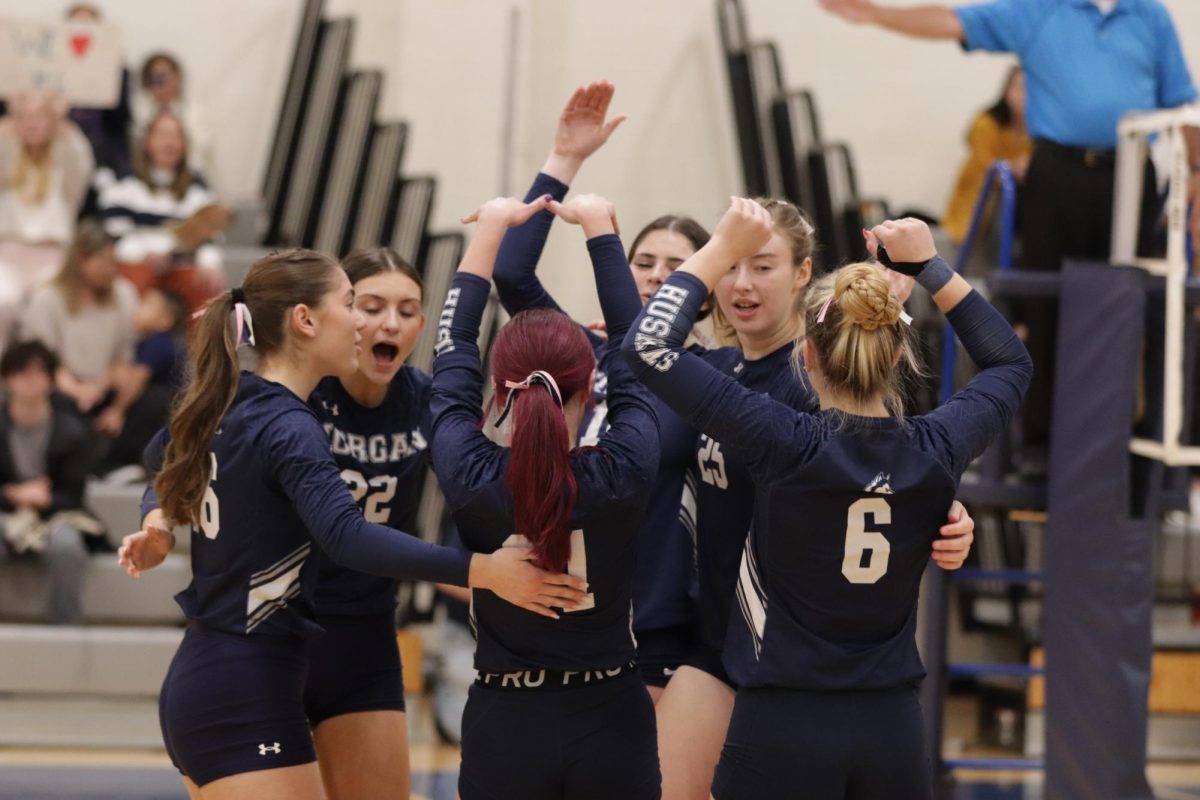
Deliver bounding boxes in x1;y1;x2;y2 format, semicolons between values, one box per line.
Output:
155;248;342;526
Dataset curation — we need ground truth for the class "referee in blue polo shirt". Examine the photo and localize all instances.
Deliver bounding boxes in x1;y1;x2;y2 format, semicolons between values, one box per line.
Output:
820;0;1199;455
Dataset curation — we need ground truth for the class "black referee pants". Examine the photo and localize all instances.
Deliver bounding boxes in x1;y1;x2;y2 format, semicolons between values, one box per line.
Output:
1017;140;1159;448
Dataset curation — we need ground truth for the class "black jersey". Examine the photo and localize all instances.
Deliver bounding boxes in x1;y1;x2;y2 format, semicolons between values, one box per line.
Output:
307;367;431;616
432;262;659;673
146;373;470;638
624;270;1031;690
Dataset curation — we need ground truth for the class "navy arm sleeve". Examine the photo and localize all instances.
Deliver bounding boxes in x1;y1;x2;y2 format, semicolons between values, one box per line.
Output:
139;428;168;521
922;290;1032;479
621;272;821;483
263;411;473;586
429;272;513;517
587;233;643;342
491;172;604;352
575;347;661;511
492;172;570;317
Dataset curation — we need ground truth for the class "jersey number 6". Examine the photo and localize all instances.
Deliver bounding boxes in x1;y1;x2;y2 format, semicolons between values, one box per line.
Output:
841;497;890;584
200;453;220;540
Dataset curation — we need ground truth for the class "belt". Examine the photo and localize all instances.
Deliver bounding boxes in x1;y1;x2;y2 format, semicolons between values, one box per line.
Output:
1034;138;1116;169
474;660;637;691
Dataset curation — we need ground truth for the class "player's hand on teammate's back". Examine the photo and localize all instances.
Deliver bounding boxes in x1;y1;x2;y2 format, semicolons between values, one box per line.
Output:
868;218;937;265
548;193;620;238
461;196;552;228
711;197;774;262
469;545;589;619
932;500;974;570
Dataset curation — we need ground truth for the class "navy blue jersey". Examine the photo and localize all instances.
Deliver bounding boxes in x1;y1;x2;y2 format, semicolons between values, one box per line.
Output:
623;271;1031;690
307;367;432;616
493;174;700;634
146;373;471;638
691;343;818;657
432;263;660;673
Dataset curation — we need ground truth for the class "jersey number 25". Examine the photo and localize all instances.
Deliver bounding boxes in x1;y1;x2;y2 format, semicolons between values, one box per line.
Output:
842;497;890;584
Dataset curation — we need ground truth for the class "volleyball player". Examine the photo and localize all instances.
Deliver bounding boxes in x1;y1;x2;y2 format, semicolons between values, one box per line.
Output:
434;194;661;799
493;82;711;702
118;247;584;800
127;248;431;799
622;201;1031;799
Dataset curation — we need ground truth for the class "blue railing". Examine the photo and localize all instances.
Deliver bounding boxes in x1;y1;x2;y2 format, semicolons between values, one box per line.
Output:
940;161;1018;403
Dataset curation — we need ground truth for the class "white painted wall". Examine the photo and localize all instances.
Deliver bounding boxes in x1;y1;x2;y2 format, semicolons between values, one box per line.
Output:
2;0;1199;318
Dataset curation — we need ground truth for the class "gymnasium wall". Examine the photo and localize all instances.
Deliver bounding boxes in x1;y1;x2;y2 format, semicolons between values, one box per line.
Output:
4;0;1200;320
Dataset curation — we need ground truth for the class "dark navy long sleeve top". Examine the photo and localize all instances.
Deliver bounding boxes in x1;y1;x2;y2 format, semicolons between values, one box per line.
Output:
141;374;471;638
491;172;704;635
622;270;1032;690
431;256;660;672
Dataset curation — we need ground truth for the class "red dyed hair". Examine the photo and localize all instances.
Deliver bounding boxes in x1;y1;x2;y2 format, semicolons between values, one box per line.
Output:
491;309;596;572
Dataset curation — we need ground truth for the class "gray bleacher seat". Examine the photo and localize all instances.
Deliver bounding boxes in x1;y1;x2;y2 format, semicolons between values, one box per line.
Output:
0;553;188;625
0;625;180;748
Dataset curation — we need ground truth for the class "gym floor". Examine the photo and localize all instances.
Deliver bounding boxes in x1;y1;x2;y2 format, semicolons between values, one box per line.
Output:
0;697;1195;799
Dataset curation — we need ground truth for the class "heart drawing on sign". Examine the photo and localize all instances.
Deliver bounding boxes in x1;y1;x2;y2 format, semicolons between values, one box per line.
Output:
69;34;92;58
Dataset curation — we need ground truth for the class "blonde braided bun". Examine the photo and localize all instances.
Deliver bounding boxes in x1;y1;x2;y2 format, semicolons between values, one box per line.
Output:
836;266;901;332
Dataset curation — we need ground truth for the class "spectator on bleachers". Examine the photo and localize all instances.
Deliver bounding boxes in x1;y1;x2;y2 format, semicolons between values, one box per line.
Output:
0;93;94;353
18;220;139;436
64;3;133;176
0;340;98;625
96;111;229;312
942;66;1031;247
91;286;187;477
131;52;213;179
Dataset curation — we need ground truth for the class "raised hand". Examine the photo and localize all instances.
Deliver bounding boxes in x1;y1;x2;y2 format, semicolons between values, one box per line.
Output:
818;0;876;24
864;228;916;303
868;218;937;266
547;193;620;238
461;195;552;228
544;81;628;183
712;197;775;262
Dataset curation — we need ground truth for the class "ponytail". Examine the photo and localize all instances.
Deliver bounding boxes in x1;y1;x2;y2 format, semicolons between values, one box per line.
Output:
506;383;577;572
156;291;239;526
155;248;342;527
491;309;595;573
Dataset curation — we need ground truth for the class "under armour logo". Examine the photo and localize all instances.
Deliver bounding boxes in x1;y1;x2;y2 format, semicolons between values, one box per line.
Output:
324;401;339;417
259;742;281;755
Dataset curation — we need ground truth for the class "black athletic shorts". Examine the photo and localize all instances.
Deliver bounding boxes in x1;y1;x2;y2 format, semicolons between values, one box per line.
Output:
304;611;405;725
459;667;660;799
711;684;933;800
159;625;316;787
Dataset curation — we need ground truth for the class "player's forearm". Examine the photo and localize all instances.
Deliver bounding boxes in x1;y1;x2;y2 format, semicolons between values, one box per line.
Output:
869;4;963;40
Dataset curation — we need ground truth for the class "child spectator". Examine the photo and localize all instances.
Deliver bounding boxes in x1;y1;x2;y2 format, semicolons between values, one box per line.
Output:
0;340;102;624
132;286;186;390
91;287;187;477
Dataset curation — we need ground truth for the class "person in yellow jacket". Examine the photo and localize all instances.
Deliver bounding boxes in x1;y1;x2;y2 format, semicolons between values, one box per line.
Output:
942;67;1031;245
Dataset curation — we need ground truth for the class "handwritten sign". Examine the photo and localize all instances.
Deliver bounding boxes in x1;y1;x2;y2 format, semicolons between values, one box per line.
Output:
0;18;122;108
